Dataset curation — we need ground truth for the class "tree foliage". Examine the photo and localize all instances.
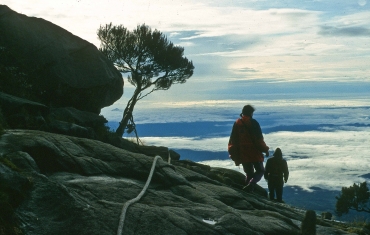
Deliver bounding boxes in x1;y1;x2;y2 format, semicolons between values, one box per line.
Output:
97;23;194;137
335;181;370;216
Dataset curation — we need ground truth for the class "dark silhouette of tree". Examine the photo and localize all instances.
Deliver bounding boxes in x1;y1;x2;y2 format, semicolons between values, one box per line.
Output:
97;23;194;137
335;181;370;216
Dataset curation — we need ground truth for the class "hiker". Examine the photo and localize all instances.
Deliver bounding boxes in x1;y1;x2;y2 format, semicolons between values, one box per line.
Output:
264;147;289;202
229;104;269;192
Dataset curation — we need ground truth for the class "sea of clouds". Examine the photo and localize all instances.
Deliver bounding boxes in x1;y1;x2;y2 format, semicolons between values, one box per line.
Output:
103;98;370;193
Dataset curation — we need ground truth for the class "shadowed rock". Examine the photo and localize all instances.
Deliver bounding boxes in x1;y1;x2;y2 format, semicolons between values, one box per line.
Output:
0;91;48;129
0;5;123;113
0;130;358;235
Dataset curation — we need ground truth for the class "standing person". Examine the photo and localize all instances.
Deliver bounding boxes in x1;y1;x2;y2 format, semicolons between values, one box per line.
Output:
264;148;289;202
229;104;269;192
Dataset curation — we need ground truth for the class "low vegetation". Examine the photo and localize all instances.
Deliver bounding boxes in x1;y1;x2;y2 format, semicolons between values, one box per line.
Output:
336;182;370;216
333;182;370;234
330;217;370;235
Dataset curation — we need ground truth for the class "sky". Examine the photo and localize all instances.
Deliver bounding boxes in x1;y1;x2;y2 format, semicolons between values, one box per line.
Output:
3;0;370;104
3;1;370;194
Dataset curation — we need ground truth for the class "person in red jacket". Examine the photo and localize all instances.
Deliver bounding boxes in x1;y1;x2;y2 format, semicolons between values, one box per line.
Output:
229;105;269;192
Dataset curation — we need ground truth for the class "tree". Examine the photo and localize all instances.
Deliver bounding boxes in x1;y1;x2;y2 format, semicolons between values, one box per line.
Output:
335;181;370;216
97;23;194;137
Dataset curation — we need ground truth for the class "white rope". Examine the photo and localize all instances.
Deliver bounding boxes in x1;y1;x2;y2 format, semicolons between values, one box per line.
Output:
168;149;171;164
117;155;162;235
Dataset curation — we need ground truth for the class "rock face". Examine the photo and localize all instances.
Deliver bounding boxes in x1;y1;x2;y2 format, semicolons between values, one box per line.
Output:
0;91;49;129
0;92;181;162
0;5;123;113
0;130;357;235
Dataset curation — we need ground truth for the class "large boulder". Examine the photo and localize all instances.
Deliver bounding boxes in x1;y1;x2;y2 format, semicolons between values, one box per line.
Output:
0;5;123;113
0;130;358;235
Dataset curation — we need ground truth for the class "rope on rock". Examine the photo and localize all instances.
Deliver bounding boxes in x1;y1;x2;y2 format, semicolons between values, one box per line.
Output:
117;155;162;235
168;149;171;164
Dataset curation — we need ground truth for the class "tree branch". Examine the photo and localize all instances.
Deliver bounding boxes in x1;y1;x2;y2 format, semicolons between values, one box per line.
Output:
351;207;370;213
137;88;156;101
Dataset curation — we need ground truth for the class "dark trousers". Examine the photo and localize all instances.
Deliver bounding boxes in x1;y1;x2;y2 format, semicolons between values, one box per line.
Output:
268;177;284;201
242;162;264;185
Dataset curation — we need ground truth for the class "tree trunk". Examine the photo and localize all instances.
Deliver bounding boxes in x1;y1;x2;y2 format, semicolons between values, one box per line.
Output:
115;87;141;137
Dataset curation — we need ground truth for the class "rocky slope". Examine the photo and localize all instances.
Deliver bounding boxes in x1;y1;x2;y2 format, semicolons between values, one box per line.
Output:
0;129;359;235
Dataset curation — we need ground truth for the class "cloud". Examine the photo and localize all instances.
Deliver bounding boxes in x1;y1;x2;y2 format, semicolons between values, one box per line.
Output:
141;136;228;152
318;11;370;38
4;0;370;117
102;93;370;127
3;1;321;46
358;0;367;7
4;0;370;84
134;99;370;192
264;130;370;190
235;67;258;74
141;128;370;191
319;26;370;36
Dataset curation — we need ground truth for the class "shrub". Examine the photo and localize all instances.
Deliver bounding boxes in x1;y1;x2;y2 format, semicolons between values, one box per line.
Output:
346;217;370;235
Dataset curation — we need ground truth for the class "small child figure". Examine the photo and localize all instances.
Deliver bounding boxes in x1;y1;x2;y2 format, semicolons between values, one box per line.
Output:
264;148;289;202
